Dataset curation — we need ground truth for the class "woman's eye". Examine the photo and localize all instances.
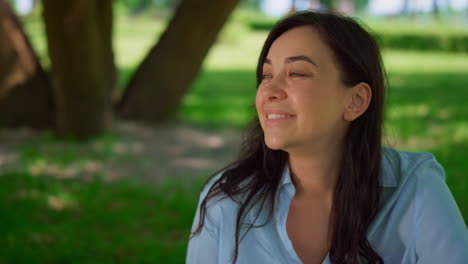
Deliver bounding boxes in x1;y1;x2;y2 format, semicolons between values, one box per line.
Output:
261;74;272;79
289;72;306;77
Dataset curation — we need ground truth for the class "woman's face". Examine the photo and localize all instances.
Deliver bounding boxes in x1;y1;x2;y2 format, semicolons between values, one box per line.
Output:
255;26;354;154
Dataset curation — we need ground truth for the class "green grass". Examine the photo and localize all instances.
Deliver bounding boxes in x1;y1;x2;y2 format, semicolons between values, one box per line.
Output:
8;10;468;264
0;171;204;264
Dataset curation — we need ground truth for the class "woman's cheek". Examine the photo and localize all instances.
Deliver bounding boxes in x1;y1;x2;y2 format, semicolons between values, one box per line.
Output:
255;92;264;121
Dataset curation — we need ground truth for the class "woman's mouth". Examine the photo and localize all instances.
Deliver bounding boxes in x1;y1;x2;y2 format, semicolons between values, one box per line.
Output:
267;114;294;119
265;113;296;126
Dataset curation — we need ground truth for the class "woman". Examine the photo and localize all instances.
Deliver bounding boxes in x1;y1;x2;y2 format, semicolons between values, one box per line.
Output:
186;11;468;264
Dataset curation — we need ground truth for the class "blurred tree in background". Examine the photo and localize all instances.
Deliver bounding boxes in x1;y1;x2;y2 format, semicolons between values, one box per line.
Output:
117;0;241;122
0;0;53;129
42;0;116;139
0;0;241;138
2;0;466;139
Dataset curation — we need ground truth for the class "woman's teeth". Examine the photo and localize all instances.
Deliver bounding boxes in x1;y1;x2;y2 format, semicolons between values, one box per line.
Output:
267;114;293;119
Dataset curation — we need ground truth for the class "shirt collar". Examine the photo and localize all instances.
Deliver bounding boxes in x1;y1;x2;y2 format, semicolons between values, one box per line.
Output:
279;149;398;188
280;162;293;186
380;149;398;187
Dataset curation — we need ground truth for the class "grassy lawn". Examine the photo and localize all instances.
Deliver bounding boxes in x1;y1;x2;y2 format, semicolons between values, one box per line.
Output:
4;11;468;263
0;171;204;264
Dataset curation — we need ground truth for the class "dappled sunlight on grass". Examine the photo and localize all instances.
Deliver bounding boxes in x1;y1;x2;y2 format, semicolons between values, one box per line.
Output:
46;192;77;211
27;158;105;181
383;68;468;145
387;103;430;119
0;121;242;187
14;132;125;181
450;121;468;142
385;120;468;152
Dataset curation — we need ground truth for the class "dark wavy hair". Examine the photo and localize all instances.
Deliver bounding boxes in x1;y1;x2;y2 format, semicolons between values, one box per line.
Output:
190;11;386;264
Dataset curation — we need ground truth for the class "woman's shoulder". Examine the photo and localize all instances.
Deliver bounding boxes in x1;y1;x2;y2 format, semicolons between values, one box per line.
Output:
373;147;468;262
197;167;248;222
381;146;445;188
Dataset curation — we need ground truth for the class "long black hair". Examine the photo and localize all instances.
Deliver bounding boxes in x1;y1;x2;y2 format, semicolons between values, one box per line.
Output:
191;11;386;264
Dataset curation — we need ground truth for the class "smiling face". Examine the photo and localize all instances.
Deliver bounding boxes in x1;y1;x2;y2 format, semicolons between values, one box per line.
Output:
255;26;355;154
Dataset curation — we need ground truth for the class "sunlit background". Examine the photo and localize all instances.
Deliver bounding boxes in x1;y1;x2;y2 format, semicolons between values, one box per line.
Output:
1;0;467;263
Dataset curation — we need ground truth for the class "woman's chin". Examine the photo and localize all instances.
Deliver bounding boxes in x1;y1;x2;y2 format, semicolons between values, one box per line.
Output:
264;137;288;150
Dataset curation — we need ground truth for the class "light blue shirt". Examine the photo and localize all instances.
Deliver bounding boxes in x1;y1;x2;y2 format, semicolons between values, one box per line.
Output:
186;147;468;263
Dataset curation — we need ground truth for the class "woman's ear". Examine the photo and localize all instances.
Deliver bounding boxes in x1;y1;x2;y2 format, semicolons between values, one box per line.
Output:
343;82;372;121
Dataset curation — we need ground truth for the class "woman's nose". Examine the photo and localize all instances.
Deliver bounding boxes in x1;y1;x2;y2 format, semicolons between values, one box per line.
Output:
263;81;287;102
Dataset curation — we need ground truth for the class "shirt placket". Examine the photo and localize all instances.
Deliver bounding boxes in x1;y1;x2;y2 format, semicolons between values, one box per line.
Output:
275;184;303;264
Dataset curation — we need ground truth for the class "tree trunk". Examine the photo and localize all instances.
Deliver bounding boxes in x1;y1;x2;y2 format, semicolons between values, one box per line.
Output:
42;0;116;139
309;0;320;10
432;0;440;18
0;0;54;129
402;0;410;14
117;0;241;122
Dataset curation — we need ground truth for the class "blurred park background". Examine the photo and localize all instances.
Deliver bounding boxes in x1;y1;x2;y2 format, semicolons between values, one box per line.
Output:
0;0;467;262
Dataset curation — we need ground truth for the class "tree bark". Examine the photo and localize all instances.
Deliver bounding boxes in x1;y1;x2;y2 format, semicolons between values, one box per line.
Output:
42;0;116;139
0;0;54;129
117;0;241;122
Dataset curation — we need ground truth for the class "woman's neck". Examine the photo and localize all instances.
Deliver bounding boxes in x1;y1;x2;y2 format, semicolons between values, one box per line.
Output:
287;146;342;200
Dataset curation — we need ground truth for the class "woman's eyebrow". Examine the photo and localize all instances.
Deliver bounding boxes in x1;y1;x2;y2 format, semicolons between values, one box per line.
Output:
285;56;318;67
263;56;318;67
